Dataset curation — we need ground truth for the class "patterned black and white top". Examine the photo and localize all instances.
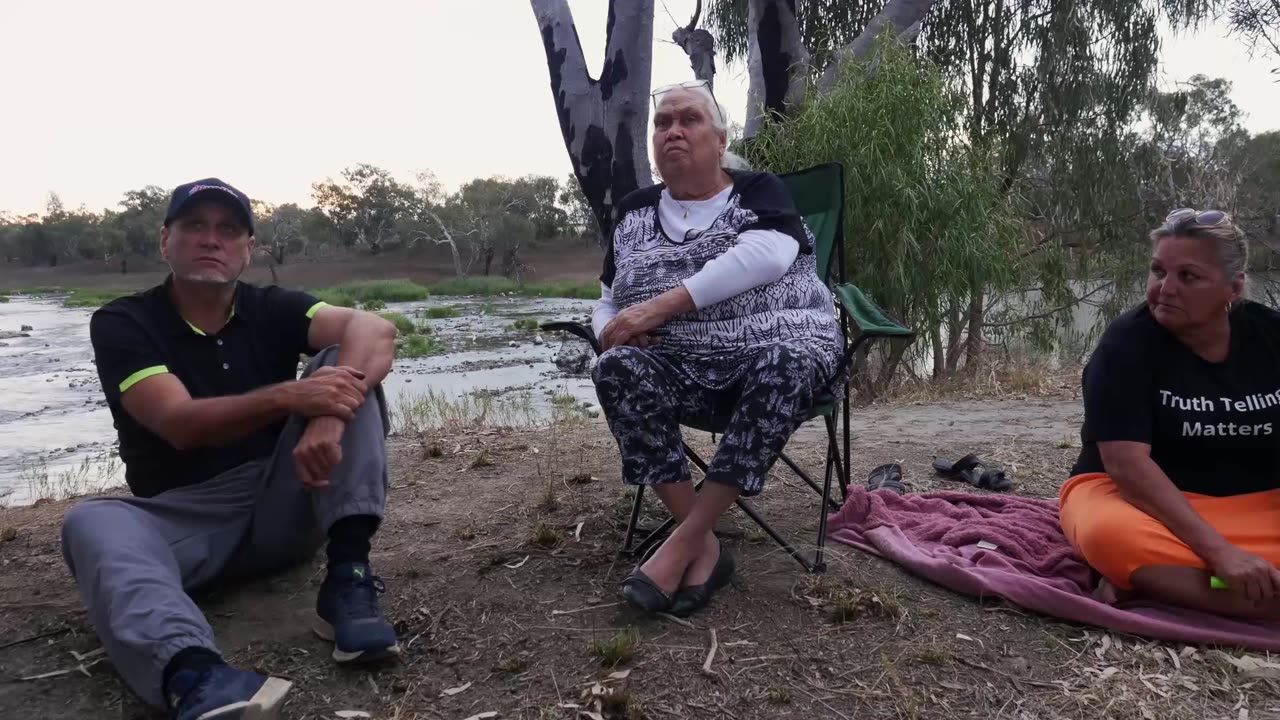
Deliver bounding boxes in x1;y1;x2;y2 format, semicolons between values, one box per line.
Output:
601;170;842;390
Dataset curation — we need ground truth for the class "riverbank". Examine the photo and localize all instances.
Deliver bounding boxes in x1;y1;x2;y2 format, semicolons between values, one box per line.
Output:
3;397;1278;719
0;246;605;300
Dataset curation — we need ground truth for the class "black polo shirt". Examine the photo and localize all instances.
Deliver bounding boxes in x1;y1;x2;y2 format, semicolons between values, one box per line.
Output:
90;277;326;498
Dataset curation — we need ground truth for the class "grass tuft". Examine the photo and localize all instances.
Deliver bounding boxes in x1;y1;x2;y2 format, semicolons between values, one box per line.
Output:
397;333;441;359
533;521;560;547
422;305;459;319
590;628;639;667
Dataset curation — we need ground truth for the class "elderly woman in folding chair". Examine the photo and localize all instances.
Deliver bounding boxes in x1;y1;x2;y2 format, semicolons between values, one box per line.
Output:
591;80;841;616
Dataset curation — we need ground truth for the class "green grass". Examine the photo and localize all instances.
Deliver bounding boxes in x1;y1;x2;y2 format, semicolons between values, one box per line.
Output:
10;286;67;295
379;312;417;335
427;277;598;299
398;333;441;359
64;289;134;308
510;318;539;331
422;305;459;319
590;629;639;668
0;286;137;308
313;278;430;308
313;288;356;308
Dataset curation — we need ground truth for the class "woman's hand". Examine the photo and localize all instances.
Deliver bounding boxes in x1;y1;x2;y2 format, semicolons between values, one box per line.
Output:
600;301;666;350
1207;544;1280;603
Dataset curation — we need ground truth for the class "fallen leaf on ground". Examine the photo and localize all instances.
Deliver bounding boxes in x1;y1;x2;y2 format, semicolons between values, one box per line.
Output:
461;713;498;720
607;670;631;680
335;712;371;719
441;681;473;696
503;556;530;569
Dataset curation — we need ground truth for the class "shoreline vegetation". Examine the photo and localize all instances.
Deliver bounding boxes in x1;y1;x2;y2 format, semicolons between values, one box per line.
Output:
0;277;601;309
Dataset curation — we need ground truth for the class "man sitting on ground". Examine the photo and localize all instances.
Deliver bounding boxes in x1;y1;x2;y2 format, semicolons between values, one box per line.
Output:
62;178;401;720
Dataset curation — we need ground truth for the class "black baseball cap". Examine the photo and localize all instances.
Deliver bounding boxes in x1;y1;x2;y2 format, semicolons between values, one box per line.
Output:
163;178;255;235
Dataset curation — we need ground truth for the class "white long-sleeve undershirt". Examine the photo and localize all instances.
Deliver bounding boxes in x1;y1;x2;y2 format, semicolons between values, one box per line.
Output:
592;187;799;338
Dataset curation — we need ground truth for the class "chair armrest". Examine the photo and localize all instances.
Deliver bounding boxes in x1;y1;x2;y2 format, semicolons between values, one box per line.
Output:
540;321;603;356
833;283;914;338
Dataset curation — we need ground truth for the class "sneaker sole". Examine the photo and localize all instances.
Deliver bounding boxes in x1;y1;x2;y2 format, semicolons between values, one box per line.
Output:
312;614;402;664
195;677;292;720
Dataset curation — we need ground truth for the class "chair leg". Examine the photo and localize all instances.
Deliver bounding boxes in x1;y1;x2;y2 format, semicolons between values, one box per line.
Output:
814;424;838;575
622;485;645;555
735;497;816;573
778;452;838;510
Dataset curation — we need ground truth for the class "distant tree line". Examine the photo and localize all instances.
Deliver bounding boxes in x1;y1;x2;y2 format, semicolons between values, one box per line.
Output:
0;167;597;279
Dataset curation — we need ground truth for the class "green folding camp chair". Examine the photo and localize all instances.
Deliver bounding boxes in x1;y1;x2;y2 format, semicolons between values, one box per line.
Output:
543;162;914;573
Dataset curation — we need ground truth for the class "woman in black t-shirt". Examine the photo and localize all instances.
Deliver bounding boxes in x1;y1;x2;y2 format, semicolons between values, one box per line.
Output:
1060;209;1280;619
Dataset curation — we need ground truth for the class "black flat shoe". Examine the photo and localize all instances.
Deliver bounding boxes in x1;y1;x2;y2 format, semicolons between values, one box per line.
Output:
620;568;675;613
670;548;736;617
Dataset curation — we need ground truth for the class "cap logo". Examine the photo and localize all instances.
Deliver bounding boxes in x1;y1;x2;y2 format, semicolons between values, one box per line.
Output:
188;184;239;199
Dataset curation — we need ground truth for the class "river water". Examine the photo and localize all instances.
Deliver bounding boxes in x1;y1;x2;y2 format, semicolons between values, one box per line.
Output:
0;294;597;506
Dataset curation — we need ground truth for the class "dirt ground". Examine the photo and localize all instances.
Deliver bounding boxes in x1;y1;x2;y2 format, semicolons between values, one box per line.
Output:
3;390;1280;719
0;243;605;292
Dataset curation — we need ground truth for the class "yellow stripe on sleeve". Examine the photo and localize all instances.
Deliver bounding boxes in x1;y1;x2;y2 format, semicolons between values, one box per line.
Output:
119;365;169;394
305;301;330;319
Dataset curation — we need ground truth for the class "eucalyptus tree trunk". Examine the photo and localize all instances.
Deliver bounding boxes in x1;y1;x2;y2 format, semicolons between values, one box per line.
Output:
743;0;809;138
742;0;937;137
530;0;654;243
816;0;933;93
673;0;718;88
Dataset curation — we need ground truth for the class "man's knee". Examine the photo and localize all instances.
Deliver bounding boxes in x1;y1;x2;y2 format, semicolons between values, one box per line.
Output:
62;499;135;566
304;345;342;373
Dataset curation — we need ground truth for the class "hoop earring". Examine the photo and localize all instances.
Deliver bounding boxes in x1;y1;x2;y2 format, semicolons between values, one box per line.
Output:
1226;301;1232;315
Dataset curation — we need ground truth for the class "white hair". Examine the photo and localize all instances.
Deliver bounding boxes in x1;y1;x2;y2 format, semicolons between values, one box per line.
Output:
654;84;750;170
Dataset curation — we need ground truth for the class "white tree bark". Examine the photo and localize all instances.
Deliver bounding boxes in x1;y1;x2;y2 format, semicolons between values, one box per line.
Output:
672;0;717;88
817;0;935;93
530;0;654;243
743;0;809;138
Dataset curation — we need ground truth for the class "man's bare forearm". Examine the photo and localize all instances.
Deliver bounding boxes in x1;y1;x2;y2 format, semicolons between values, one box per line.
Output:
162;384;291;450
334;314;397;390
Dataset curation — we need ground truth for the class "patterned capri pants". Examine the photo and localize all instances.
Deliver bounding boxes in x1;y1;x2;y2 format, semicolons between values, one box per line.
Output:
592;340;829;497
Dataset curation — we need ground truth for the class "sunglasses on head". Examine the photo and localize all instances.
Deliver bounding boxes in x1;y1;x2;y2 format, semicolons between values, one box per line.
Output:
1165;208;1229;227
650;79;724;124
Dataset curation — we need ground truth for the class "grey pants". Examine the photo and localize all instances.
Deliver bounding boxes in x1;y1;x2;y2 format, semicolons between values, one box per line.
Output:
60;346;390;707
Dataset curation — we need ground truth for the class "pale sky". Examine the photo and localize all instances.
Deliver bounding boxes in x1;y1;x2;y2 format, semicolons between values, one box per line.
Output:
1;0;1275;216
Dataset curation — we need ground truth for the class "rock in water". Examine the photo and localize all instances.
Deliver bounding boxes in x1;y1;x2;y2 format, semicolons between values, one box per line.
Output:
21;324;33;331
554;340;594;376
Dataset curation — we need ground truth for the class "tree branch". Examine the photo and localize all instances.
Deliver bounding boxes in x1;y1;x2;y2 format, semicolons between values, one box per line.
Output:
816;0;938;94
982;281;1115;329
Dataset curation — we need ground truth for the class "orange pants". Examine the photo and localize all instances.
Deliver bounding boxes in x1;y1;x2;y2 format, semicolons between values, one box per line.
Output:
1059;473;1280;590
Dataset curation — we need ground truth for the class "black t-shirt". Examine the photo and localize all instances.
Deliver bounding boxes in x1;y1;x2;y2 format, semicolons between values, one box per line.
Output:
1073;301;1280;496
90;277;325;498
599;169;812;288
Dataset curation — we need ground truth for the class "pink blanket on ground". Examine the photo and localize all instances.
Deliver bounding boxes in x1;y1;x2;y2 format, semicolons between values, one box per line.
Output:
826;486;1280;651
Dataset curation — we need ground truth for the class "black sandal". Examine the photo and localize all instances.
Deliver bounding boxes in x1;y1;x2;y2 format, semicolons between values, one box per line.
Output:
867;463;905;494
932;454;1013;492
669;547;736;617
620;568;675;613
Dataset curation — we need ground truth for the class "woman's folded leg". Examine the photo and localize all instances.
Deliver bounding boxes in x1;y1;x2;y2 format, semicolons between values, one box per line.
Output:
1060;473;1280;617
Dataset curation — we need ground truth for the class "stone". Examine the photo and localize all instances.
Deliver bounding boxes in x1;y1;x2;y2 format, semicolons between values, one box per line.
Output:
1;527;16;542
20;324;33;331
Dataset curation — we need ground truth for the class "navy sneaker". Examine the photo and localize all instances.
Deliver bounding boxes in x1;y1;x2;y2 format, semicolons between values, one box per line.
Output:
314;562;401;663
168;664;291;720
